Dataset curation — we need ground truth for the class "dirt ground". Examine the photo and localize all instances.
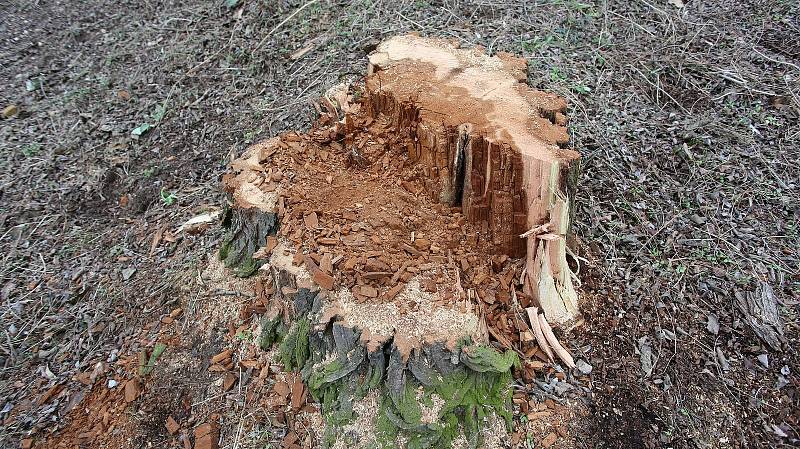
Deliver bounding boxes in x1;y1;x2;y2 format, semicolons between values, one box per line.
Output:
0;1;798;448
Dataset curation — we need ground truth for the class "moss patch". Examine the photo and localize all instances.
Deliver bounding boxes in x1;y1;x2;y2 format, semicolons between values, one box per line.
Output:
258;314;287;350
279;317;310;371
263;304;518;448
374;346;518;449
303;336;517;449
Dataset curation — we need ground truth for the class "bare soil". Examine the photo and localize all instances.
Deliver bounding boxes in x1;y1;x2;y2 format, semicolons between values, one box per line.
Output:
1;1;797;449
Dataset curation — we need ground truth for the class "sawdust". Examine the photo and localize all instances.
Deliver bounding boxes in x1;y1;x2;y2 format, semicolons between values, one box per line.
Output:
449;415;507;449
329;277;481;350
297;409;325;441
330;390;381;449
416;387;445;425
193;256;258;337
267;239;312;286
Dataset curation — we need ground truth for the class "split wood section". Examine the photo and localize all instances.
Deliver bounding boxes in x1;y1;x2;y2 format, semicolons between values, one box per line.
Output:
365;35;581;325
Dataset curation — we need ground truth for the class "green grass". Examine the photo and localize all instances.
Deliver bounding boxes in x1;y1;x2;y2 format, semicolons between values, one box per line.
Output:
160;188;177;206
20;143;42;157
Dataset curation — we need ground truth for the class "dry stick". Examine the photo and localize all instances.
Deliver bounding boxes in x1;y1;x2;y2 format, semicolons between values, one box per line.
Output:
538;313;576;369
254;0;320;51
525;306;554;363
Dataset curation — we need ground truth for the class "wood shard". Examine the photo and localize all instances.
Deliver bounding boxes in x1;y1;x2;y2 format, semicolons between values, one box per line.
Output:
304;255;335;290
538;313;575;368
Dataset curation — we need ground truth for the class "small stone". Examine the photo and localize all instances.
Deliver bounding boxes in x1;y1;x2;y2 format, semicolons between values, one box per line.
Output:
165;416;180;435
757;354;769;368
107;379;118;389
690;214;706;225
575;359;593;375
553;379;573;395
706;314;719;335
2;105;18;119
121;267;136;281
21;438;33;449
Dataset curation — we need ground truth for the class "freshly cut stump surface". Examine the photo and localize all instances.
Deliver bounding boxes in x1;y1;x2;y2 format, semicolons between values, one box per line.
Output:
218;34;581;448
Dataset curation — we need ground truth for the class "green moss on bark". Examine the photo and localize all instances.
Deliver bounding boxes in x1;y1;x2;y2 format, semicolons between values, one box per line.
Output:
308;339;518;449
375;347;518;448
258;314;287;350
279;317;310;371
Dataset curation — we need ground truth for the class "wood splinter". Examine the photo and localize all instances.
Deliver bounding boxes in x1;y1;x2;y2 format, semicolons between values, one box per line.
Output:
526;306;555;364
538;311;576;369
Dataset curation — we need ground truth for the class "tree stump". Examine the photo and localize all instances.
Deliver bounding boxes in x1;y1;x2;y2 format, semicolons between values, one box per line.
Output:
218;34;581;448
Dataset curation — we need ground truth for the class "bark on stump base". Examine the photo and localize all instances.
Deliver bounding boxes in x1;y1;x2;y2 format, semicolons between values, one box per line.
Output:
218;34;581;448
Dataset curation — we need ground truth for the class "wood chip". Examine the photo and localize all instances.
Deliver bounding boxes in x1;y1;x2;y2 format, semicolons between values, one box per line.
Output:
165;416;180;435
320;253;333;274
384;283;405;301
538;313;575;368
291;376;305;411
223;373;237;392
304;255;335;290
193;422;220;449
304;212;319;229
541;432;558;447
359;285;378;298
400;243;422;256
124;378;140;403
362;271;392;280
273;381;290;398
211;349;231;364
526;306;554;363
